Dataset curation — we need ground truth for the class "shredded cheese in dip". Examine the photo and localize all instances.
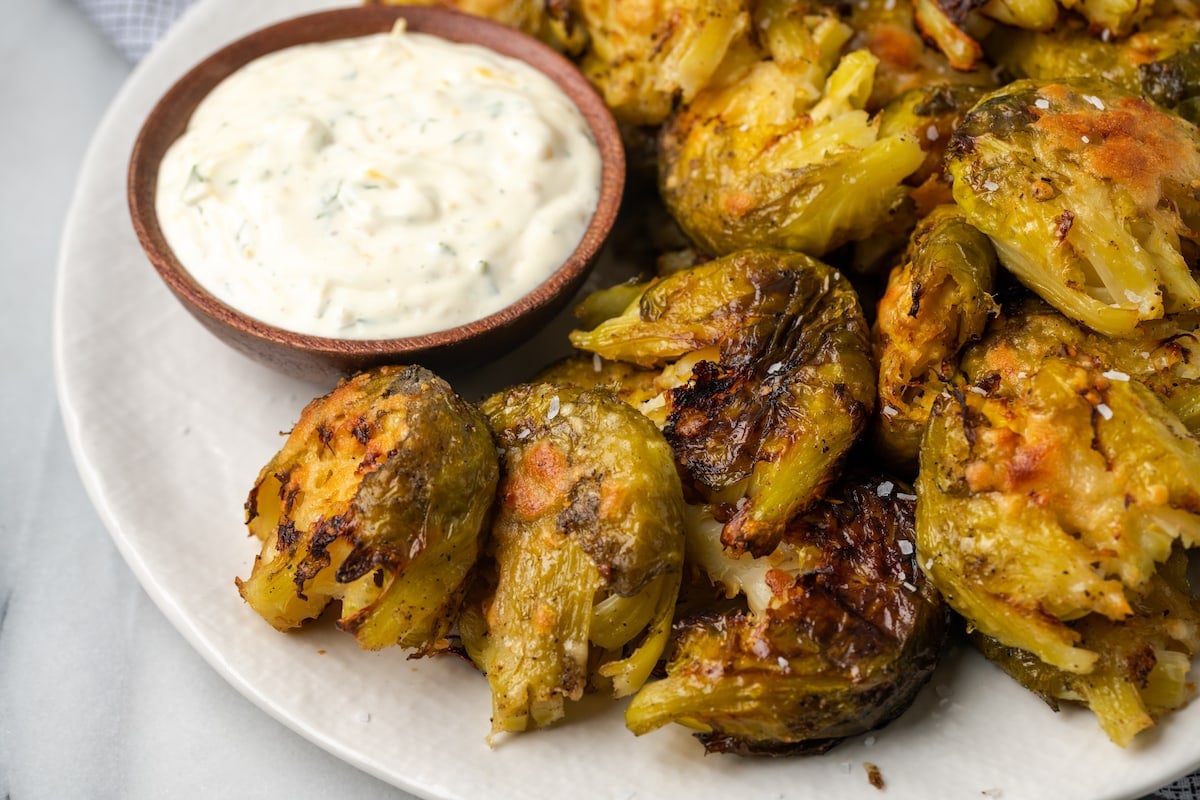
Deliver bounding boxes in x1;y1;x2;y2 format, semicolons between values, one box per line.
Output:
156;22;602;339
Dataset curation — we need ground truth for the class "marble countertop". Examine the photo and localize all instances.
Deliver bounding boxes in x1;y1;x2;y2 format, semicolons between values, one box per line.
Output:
1;2;1192;799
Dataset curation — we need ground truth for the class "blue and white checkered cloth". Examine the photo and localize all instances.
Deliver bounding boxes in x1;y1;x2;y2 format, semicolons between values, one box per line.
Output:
75;0;194;61
70;1;1200;797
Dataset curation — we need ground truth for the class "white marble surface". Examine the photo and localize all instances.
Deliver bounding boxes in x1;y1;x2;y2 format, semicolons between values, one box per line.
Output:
0;2;409;797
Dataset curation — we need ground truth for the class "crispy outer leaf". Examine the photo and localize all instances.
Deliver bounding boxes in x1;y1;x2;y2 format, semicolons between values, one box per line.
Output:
626;472;947;754
973;549;1200;746
466;383;686;737
917;342;1200;677
948;78;1200;337
873;205;998;467
236;365;497;654
571;249;876;557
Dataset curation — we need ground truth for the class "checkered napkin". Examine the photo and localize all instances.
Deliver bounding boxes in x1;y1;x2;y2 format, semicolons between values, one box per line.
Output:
68;0;1200;797
75;0;194;62
1157;776;1200;800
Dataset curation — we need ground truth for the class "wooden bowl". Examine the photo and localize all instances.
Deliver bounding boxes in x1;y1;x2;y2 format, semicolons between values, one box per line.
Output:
128;5;624;383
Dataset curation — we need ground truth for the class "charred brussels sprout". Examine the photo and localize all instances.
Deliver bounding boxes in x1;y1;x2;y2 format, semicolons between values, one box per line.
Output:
626;472;947;754
236;365;498;653
873;205;998;467
576;0;751;125
879;84;991;194
841;0;998;110
973;549;1200;746
535;353;664;408
571;249;876;557
915;330;1200;739
367;0;588;53
465;383;685;737
968;298;1200;433
659;48;925;257
947;78;1200;337
985;16;1200;122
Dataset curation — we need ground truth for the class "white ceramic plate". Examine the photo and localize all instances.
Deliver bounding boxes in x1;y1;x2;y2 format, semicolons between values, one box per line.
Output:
53;1;1200;798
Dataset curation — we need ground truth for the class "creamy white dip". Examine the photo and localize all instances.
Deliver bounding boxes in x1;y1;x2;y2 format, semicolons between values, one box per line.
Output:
156;22;602;339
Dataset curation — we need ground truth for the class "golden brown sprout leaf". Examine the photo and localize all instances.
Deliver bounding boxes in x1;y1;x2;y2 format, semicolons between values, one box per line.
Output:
873;205;998;467
463;383;685;738
947;78;1200;338
916;341;1200;687
237;365;498;653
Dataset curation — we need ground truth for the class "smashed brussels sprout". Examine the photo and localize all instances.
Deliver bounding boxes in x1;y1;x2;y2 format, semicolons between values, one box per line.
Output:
973;549;1200;746
970;298;1200;434
948;78;1200;338
915;329;1200;738
236;365;498;653
626;472;947;754
463;383;685;738
659;48;925;257
873;205;998;468
571;249;876;557
367;0;588;53
985;15;1200;122
577;0;751;125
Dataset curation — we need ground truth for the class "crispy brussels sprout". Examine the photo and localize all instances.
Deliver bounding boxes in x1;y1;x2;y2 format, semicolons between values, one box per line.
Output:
985;16;1200;121
969;297;1200;432
879;85;992;189
873;205;999;467
942;0;1157;43
367;0;588;53
841;0;998;110
1063;0;1155;38
463;383;685;737
658;48;925;257
535;353;663;408
973;549;1200;746
576;0;751;125
626;472;947;754
916;340;1200;686
571;249;876;557
236;366;498;653
947;78;1200;337
912;0;986;71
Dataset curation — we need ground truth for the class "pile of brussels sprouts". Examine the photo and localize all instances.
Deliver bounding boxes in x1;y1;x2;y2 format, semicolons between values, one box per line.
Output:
238;0;1200;750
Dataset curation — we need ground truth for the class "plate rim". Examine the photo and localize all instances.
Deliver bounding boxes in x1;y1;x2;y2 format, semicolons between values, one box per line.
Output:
50;1;1200;798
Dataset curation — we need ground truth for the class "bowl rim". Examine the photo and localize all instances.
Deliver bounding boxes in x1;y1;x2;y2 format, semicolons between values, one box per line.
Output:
127;4;625;358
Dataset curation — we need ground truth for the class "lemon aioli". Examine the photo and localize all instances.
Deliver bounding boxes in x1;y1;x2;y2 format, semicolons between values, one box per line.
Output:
155;22;602;339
